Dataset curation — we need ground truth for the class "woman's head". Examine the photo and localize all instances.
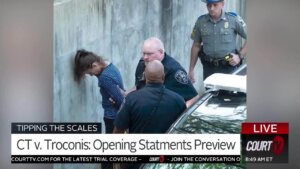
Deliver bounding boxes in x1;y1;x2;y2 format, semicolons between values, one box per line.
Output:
74;49;105;82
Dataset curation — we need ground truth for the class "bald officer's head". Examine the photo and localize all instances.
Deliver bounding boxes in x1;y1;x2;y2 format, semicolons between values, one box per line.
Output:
144;60;165;84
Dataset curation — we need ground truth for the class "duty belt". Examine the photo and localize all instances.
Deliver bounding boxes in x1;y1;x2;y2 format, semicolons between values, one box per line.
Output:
202;56;228;67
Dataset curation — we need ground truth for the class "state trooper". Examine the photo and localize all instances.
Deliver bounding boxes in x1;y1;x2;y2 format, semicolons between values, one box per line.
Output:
188;0;247;81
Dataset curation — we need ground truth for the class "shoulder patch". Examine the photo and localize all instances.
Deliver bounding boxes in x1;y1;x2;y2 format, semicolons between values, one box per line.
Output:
228;12;237;17
237;15;247;27
174;70;189;84
227;12;247;27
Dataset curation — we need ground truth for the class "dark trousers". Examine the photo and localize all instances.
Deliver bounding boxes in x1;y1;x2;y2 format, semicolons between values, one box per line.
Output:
203;63;237;80
104;117;114;133
102;118;115;169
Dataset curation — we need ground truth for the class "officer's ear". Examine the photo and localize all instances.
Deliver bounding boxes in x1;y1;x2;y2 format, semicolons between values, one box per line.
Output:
158;49;164;55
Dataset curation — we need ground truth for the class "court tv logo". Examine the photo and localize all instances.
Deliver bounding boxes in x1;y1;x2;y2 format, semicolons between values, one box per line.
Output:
242;123;288;163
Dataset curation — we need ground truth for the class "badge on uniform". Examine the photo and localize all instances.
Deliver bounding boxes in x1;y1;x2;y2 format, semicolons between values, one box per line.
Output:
175;70;189;84
224;22;229;29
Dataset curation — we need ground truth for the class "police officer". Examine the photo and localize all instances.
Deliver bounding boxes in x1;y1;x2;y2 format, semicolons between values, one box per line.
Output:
130;37;198;105
188;0;247;81
114;60;186;134
113;60;186;169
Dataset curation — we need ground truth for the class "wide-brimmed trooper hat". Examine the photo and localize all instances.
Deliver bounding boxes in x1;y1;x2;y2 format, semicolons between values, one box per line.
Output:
201;0;224;4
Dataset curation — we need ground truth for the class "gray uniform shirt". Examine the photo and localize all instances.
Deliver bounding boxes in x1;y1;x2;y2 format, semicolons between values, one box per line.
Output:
191;10;247;58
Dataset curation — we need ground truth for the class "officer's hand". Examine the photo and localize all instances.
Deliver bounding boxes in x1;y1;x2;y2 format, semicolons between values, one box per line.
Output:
229;53;241;66
188;70;195;83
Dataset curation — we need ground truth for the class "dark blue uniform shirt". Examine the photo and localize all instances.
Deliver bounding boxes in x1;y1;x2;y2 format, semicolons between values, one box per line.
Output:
135;53;198;101
114;83;186;133
98;63;124;119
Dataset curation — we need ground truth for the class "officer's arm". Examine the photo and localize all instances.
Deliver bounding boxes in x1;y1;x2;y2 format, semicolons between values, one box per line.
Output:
113;98;130;134
186;94;200;108
124;86;136;96
230;40;247;66
190;41;201;70
236;15;247;59
125;59;142;95
189;41;201;82
238;41;247;59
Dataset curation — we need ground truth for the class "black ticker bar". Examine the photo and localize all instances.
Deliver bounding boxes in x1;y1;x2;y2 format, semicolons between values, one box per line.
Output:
11;155;241;163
